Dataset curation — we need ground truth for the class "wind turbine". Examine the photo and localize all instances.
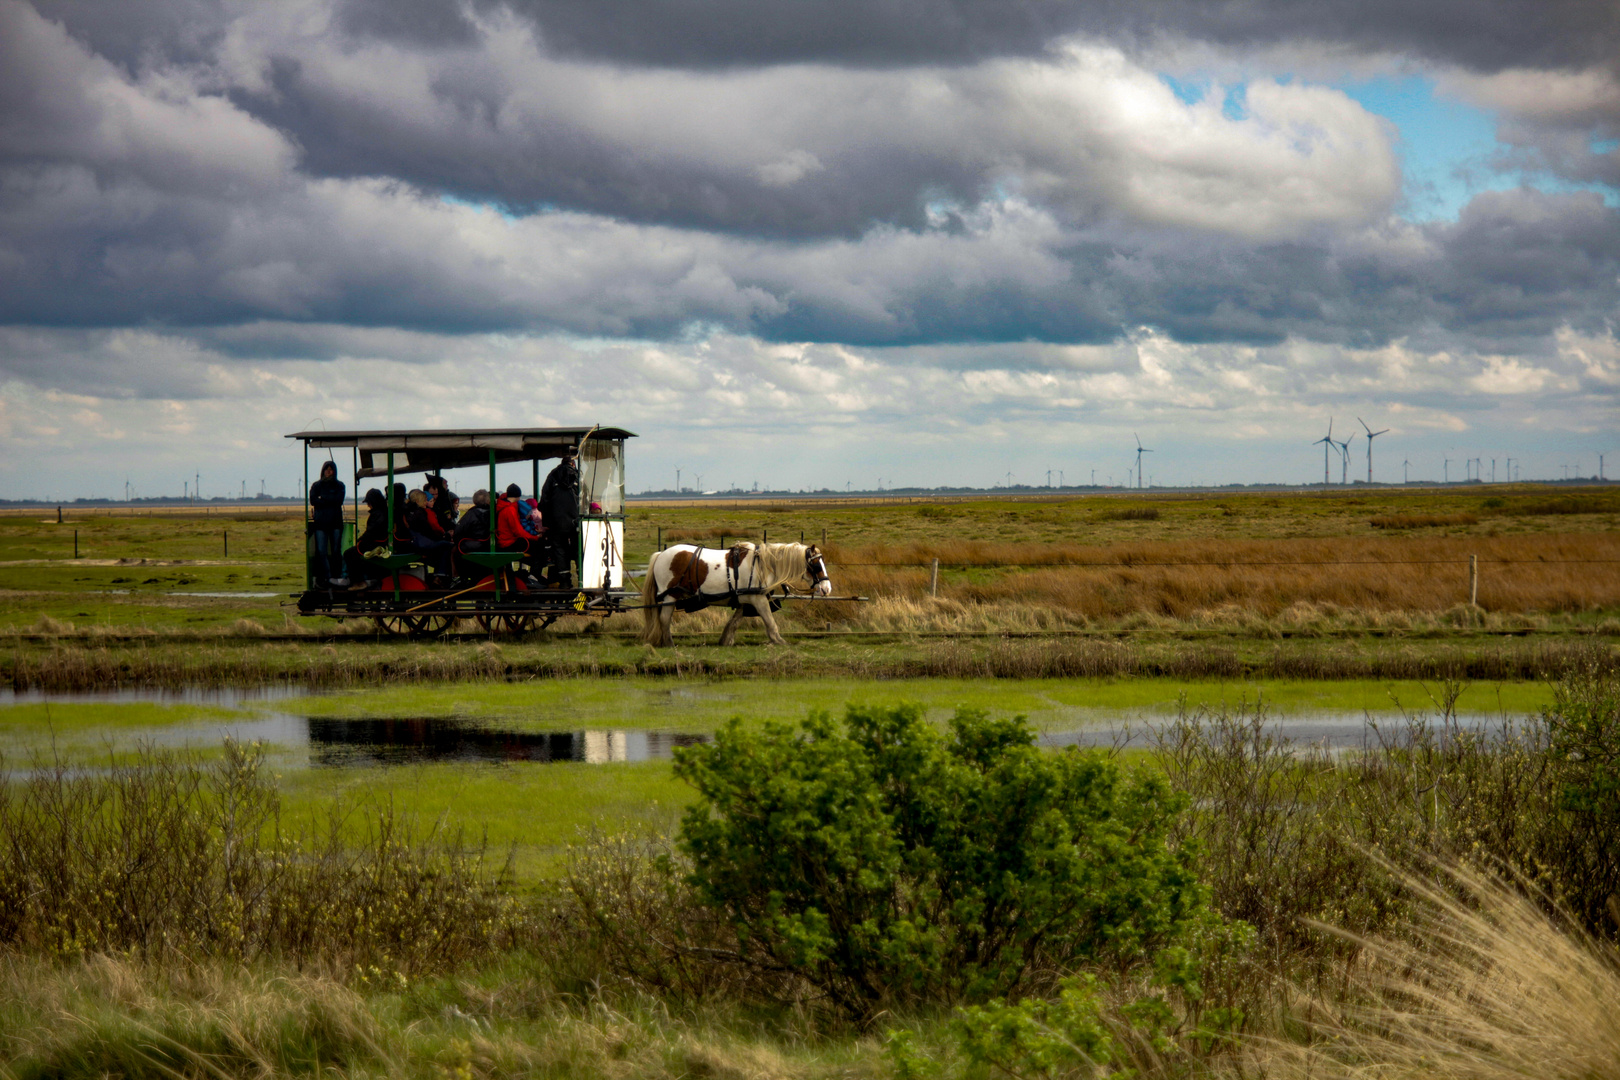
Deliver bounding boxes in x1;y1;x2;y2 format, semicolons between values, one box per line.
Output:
1358;418;1389;483
1402;458;1410;484
1313;419;1336;484
1133;434;1153;490
1335;430;1356;485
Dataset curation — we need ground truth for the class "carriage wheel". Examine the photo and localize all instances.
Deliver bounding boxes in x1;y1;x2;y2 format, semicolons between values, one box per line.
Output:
375;614;454;637
474;614;534;634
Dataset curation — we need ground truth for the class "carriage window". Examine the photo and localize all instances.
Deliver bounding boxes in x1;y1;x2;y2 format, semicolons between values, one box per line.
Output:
580;438;624;515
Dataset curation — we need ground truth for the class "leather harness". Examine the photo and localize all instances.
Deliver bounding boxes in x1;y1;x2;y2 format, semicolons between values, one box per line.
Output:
658;543;825;615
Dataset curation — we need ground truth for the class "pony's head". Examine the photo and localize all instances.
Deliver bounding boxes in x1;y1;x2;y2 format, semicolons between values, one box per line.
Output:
805;544;832;596
752;542;834;595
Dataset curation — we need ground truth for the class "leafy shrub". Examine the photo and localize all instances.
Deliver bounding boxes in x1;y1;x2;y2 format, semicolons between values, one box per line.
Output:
674;704;1204;1019
1543;662;1620;931
1156;659;1620;983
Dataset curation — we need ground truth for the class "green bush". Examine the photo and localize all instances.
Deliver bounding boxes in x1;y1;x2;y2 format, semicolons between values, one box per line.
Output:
1544;662;1620;931
674;704;1204;1019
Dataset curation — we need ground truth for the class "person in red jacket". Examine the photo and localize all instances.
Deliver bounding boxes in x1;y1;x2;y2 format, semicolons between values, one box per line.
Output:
494;484;543;588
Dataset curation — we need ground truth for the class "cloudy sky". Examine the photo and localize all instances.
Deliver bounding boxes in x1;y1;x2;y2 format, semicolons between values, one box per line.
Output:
1;0;1616;499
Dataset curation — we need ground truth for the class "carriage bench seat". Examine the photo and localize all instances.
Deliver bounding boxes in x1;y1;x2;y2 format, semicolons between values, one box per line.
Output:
368;552;424;572
459;551;528;570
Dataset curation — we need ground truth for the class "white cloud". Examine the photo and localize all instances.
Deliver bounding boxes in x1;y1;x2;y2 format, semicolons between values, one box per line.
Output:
1;323;1613;496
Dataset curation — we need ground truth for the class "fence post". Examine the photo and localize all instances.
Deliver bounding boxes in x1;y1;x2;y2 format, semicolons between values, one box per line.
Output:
1469;554;1478;606
223;529;228;557
931;558;939;598
74;530;78;559
656;526;661;550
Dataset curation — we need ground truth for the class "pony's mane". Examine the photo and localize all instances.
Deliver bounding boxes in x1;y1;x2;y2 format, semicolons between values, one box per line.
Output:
749;542;811;590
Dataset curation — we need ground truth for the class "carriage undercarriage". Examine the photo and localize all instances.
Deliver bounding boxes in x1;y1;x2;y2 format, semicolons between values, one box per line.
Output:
294;583;642;636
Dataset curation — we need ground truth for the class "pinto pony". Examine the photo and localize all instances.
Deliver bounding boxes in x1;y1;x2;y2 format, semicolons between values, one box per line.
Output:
640;542;831;646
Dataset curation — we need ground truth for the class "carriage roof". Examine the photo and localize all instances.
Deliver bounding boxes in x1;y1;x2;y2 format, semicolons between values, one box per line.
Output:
285;426;635;478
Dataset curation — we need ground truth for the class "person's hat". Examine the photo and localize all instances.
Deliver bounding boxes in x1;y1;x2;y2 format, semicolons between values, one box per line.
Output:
364;488;385;505
505;483;521;498
589;501;602;513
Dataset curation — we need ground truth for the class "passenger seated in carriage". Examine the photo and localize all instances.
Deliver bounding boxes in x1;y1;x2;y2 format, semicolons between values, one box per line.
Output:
404;489;452;585
495;484;545;588
342;488;390;589
425;474;458;531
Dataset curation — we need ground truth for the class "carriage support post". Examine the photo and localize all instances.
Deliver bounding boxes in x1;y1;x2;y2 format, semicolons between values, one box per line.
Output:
489;449;501;601
387;452;400;602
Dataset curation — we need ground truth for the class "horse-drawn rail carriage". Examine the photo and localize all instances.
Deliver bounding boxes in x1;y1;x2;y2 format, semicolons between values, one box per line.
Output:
288;425;634;635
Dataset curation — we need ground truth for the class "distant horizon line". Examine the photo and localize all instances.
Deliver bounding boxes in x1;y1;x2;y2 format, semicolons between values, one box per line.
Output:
2;476;1612;506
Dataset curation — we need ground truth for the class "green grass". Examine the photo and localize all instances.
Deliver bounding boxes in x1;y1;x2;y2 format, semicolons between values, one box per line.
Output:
277;760;692;878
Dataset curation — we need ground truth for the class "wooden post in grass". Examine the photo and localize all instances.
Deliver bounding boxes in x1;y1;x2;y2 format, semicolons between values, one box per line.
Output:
73;530;78;559
223;529;228;557
931;558;939;598
1470;554;1478;606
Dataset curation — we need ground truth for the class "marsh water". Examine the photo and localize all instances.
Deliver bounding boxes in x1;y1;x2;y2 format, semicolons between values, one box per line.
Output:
0;679;1530;769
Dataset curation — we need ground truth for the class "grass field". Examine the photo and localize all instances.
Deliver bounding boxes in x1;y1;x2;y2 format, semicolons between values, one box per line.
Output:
1;486;1616;1077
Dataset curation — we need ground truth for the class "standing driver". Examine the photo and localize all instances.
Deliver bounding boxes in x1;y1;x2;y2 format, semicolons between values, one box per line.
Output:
540;445;581;588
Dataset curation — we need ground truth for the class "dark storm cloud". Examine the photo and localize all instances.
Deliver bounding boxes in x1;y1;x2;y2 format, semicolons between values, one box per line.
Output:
1;0;1616;363
28;0;1619;77
368;0;1620;74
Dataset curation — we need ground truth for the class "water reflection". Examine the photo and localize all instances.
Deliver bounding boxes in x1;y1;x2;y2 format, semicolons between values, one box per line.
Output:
0;684;309;707
1041;712;1505;752
307;718;708;767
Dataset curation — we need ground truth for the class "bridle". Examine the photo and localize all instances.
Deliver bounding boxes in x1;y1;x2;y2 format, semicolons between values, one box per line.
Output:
805;549;830;589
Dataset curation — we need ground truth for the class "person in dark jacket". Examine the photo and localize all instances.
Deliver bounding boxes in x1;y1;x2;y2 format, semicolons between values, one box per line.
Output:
342;488;390;588
308;461;346;587
539;447;581;588
452;489;490;580
387;483;417;556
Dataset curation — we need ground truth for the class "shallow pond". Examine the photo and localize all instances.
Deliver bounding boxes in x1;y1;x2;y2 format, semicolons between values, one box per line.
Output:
0;675;1540;767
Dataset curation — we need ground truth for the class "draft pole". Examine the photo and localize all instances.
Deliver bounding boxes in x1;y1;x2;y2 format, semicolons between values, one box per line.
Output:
352;446;359;541
303;442;310;589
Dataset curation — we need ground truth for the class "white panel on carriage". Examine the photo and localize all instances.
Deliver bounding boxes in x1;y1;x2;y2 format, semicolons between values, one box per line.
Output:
579;439;625;514
580;519;624;589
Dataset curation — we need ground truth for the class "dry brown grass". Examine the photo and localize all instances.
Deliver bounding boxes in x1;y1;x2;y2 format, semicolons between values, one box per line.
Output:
825;532;1620;618
1249;863;1620;1080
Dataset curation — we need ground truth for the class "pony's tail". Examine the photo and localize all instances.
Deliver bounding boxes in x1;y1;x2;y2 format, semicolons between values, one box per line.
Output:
639;555;661;644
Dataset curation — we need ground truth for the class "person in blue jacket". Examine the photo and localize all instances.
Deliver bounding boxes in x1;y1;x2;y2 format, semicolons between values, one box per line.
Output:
308;461;347;587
